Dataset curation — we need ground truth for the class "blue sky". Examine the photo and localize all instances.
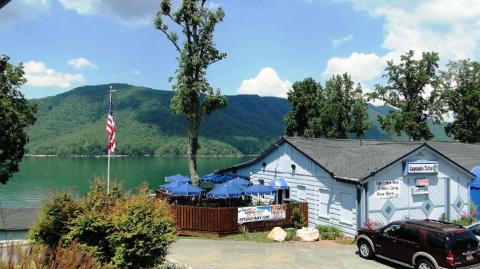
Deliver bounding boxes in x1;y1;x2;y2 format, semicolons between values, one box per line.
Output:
1;0;479;99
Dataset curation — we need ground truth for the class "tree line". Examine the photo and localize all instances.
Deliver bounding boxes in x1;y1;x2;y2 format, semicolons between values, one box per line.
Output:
285;50;480;144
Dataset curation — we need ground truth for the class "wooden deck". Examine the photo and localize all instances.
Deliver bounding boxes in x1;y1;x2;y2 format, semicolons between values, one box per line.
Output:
171;202;308;237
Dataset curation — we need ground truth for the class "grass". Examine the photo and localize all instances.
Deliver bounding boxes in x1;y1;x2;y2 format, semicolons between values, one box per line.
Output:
185;231;273;243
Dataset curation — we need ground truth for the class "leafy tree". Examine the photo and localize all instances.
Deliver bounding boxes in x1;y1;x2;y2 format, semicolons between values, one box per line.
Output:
441;59;480;143
0;57;37;184
368;50;443;140
154;0;227;184
284;78;322;137
285;74;369;139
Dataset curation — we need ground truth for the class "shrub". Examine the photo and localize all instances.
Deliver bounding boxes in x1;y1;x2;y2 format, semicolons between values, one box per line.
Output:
285;228;297;241
105;183;176;269
291;207;306;229
29;181;176;269
453;210;476;227
316;225;343;240
363;219;382;229
28;192;81;248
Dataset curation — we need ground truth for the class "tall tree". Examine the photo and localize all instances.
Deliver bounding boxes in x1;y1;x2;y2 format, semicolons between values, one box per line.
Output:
0;56;37;184
441;59;480;143
155;0;227;184
368;50;443;140
284;78;322;137
284;74;369;139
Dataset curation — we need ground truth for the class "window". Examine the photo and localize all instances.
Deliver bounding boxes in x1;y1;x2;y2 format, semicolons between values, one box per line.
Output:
398;226;420;243
297;185;306;201
426;231;446;250
383;224;401;237
340;192;354;224
318;188;330;218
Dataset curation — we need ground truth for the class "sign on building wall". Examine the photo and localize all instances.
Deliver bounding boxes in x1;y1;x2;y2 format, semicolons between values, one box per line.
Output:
406;162;439;174
412;178;429;195
374;180;400;199
238;205;286;224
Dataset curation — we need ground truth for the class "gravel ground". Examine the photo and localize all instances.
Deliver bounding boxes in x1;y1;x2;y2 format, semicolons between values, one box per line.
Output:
168;238;401;269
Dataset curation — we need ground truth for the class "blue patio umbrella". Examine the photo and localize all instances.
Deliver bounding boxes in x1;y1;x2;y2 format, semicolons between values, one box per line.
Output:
269;178;289;190
244;184;275;196
201;174;232;184
168;183;203;196
165;174;191;184
160;181;180;192
227;177;250;187
206;183;243;198
471;166;480;189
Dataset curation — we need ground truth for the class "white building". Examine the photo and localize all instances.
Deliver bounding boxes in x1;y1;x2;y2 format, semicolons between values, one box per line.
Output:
220;137;480;237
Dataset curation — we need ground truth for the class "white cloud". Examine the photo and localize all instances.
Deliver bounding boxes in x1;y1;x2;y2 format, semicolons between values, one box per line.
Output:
332;34;353;48
0;0;51;27
23;61;85;88
68;57;98;69
58;0;97;14
133;69;141;75
57;0;159;25
324;0;480;84
323;52;384;82
237;67;292;98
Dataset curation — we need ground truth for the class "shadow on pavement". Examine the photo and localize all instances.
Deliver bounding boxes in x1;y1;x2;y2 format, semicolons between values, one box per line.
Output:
354;251;409;269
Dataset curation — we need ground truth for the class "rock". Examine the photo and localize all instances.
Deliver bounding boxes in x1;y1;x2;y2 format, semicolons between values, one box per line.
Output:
296;227;320;242
267;227;287;242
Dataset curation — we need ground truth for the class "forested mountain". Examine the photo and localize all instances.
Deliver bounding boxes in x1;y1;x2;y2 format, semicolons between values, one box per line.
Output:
25;84;451;156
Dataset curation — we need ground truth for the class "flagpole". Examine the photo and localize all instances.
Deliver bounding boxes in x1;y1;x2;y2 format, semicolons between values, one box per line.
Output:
107;86;112;194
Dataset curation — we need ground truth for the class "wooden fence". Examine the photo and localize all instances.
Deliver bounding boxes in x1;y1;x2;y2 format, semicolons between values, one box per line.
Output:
171;202;308;237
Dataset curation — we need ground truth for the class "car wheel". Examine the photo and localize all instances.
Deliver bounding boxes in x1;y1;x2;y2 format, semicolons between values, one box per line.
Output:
416;259;435;269
358;240;373;259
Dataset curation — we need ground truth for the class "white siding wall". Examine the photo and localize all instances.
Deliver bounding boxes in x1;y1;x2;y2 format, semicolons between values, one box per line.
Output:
366;147;472;226
236;143;359;236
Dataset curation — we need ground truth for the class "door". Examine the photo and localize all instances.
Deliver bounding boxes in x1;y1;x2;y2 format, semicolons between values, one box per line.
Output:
375;224;420;264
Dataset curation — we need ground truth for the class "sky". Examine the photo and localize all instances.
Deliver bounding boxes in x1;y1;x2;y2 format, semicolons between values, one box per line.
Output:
1;0;480;99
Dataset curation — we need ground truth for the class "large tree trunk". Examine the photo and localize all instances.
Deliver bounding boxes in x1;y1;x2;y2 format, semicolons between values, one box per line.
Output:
187;116;201;185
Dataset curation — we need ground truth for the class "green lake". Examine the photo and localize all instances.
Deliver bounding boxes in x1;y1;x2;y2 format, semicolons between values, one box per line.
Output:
0;156;252;208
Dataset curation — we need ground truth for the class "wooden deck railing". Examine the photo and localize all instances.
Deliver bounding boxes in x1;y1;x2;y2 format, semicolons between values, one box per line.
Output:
171;202;308;236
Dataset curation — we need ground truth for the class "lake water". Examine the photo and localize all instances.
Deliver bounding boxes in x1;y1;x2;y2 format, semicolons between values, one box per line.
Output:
0;156;251;208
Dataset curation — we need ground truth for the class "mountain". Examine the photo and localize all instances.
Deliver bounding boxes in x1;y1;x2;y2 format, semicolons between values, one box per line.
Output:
25;84;451;156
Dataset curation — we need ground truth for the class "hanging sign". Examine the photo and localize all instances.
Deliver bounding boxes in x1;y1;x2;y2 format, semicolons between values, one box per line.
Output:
406;162;439;174
374;180;400;199
238;205;286;224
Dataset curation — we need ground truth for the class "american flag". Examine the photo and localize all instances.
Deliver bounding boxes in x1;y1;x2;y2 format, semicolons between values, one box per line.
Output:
106;91;116;153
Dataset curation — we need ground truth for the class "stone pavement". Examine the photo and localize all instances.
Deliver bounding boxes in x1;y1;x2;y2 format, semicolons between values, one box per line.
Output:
168;238;399;269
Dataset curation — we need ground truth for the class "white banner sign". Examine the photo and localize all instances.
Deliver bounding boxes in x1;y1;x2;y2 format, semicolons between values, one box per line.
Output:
374;180;400;199
238;205;286;224
407;163;439;174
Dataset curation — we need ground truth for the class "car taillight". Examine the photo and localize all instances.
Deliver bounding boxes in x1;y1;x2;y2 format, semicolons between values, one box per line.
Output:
447;251;455;266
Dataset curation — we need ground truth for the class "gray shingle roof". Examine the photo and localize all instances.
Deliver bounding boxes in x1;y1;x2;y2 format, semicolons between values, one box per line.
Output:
222;137;480;182
0;208;38;230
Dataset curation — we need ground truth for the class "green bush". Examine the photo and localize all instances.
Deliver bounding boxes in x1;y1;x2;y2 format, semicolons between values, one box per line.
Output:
316;225;343;240
29;192;81;248
291;207;306;229
285;228;297;241
29;180;176;269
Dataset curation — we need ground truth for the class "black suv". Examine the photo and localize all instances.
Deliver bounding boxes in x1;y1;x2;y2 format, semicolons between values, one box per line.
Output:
355;219;480;269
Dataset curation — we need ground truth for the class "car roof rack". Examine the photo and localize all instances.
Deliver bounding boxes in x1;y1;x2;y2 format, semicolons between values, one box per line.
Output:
405;219;465;231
